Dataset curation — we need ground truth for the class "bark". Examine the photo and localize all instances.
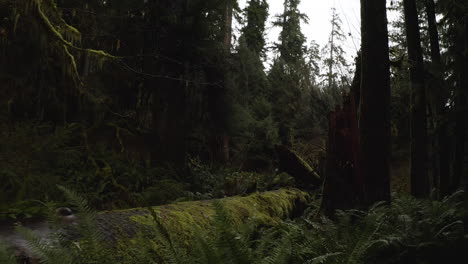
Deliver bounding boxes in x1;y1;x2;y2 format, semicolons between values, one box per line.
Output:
359;0;391;205
424;0;449;196
322;94;363;216
350;51;361;109
139;1;188;167
453;19;468;191
223;1;233;49
221;0;233;162
425;0;442;67
403;0;429;198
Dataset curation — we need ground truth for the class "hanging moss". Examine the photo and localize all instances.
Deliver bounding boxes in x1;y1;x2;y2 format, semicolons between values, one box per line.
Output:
27;0;118;86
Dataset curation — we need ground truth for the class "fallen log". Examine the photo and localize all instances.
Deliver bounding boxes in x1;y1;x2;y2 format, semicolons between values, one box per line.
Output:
96;188;310;242
2;188;311;261
275;145;322;190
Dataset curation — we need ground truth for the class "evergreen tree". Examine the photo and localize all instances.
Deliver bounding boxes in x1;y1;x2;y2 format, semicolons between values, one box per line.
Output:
403;0;429;198
322;8;349;93
242;0;269;57
359;0;392;205
228;0;277;169
439;0;468;191
269;0;310;146
424;0;449;196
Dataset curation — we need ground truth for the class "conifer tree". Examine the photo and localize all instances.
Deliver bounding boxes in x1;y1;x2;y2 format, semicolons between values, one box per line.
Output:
269;0;310;146
322;8;349;92
359;0;392;205
228;0;277;168
242;0;269;57
403;0;429;198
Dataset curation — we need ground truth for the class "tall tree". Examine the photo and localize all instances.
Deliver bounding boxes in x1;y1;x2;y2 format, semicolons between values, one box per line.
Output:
228;0;277;169
404;0;429;198
322;8;348;92
359;0;391;204
424;0;450;196
221;0;236;162
270;0;309;146
242;0;269;57
452;9;468;191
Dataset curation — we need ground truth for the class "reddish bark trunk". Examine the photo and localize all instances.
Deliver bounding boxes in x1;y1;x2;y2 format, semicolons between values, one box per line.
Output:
322;94;364;216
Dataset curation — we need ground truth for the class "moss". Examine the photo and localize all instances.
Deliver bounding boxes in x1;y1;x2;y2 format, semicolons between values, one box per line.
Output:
276;145;321;188
294;150;321;180
34;0;118;85
98;188;310;250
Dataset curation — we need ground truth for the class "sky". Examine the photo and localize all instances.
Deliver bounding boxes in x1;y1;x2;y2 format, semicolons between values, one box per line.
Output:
236;0;363;66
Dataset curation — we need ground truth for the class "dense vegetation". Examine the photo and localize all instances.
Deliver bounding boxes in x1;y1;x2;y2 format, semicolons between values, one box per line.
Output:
0;0;467;263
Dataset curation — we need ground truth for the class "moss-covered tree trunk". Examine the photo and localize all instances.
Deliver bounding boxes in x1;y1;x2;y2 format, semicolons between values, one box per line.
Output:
95;188;310;244
275;145;321;190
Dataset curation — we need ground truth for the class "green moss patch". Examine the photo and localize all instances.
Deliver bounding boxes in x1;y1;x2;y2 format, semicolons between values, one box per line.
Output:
96;188;310;248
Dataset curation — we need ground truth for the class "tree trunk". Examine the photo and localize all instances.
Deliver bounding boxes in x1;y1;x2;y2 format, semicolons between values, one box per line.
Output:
453;18;468;191
5;189;311;262
221;0;233;162
328;11;335;91
223;1;233;49
351;51;362;109
403;0;429;198
322;94;363;216
359;0;391;205
424;0;449;196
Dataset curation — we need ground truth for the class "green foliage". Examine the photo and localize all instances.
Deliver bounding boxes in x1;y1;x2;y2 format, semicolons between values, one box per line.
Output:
1;188;467;264
228;0;278;169
242;0;269;57
188;157;295;199
0;121;82;219
0;120;193;220
0;186;115;264
272;0;308;64
0;241;15;264
321;8;349;92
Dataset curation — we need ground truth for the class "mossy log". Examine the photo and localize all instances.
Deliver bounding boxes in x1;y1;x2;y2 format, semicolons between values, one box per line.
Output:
96;188;310;246
275;145;321;190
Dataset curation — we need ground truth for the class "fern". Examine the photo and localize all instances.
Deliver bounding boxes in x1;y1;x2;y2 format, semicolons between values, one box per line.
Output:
306;252;343;264
211;200;253;264
15;224;74;264
12;185;115;264
0;240;17;264
147;207;188;264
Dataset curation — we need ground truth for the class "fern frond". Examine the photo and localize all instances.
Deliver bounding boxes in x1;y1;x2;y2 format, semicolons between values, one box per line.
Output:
306;252;343;264
148;207;187;264
193;228;222;264
0;240;17;264
15;225;74;264
56;185;92;215
212;200;253;264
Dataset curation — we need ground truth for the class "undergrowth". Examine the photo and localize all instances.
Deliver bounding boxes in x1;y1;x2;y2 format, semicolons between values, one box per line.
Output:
0;120;294;221
1;187;467;264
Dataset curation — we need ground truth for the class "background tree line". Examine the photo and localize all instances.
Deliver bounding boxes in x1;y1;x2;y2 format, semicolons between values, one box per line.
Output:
0;0;467;218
